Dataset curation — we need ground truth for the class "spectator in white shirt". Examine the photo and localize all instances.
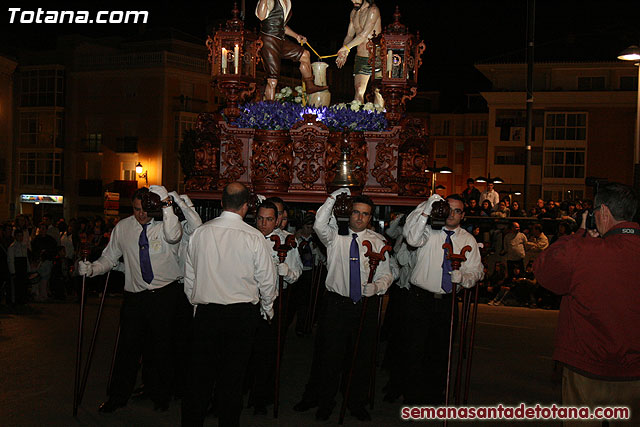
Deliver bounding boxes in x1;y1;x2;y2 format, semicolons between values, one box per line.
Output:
479;181;500;209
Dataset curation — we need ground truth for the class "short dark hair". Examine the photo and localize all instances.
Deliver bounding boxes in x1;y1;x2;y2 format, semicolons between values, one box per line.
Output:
594;182;638;221
222;183;249;210
446;194;465;204
257;201;278;218
132;187;149;202
352;195;375;212
265;196;284;206
303;213;315;225
466;178;474;184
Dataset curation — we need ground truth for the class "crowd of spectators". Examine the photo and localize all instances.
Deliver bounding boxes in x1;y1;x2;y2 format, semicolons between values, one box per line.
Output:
0;213;125;308
457;178;589;309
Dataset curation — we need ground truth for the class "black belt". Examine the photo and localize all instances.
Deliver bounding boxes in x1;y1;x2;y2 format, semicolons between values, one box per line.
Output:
127;280;180;296
410;285;451;300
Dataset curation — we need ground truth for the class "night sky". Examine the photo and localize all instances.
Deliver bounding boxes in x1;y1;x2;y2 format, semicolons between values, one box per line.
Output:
3;0;639;99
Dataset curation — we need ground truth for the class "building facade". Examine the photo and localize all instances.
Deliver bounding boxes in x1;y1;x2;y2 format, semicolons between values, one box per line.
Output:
477;61;638;205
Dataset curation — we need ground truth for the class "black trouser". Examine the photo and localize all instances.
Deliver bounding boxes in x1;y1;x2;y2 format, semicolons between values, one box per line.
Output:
402;286;458;405
108;281;181;406
382;286;410;396
312;291;379;411
172;289;193;399
247;290;288;408
182;302;259;427
290;269;312;333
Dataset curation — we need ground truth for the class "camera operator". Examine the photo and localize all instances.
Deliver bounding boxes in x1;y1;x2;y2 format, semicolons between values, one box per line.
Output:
534;182;640;425
402;194;483;405
78;185;183;413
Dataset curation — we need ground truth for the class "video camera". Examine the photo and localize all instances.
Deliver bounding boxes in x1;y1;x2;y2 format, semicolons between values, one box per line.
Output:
428;200;451;230
140;191;185;221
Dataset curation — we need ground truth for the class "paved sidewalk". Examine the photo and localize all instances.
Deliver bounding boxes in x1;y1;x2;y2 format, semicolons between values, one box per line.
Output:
0;299;561;426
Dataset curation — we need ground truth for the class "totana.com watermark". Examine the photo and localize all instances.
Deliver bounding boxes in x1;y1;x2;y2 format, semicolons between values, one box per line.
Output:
8;8;149;24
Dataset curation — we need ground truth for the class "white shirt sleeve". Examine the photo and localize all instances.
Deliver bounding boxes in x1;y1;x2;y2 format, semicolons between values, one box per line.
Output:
162;206;183;244
459;237;485;289
314;196;339;247
403;201;432;248
182;205;203;236
255;235;278;315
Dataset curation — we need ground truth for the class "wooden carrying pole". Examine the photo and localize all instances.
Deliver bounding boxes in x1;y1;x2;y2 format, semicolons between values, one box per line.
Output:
269;234;297;419
339;240;391;425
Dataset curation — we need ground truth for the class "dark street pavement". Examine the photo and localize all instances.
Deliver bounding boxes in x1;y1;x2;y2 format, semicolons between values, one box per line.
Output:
0;298;562;426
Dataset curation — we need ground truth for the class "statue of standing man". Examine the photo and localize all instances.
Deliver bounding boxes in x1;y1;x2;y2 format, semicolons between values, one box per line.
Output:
336;0;383;106
256;0;328;101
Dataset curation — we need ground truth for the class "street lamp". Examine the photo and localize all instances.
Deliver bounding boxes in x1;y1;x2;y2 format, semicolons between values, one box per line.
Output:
135;162;148;186
424;161;452;194
617;45;640;189
475;173;503;184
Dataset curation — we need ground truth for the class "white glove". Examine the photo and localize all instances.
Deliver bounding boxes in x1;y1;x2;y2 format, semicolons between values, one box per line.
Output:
169;191;186;207
423;194;445;216
278;262;289;277
256;194;266;203
149;185;169;201
450;270;462;284
330;188;351;199
78;260;93;277
260;305;274;321
362;282;377;297
180;194;194;208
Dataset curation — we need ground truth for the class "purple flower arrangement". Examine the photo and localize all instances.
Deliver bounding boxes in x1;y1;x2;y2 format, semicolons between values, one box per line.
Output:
232;101;305;130
231;101;388;132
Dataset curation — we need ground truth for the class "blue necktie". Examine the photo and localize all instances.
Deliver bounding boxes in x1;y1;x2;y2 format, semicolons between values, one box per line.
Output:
441;230;455;293
139;223;154;284
349;233;361;303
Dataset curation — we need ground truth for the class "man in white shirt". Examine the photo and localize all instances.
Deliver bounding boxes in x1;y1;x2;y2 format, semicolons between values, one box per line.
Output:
295;189;393;422
249;200;302;414
79;185;183;413
181;182;277;427
479;181;500;209
403;193;484;405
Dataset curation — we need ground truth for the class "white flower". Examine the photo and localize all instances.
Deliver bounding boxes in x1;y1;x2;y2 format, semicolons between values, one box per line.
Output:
350;102;360;111
280;88;288;94
284;87;293;96
335;103;346;110
294;96;302;103
363;102;375;111
275;93;283;100
295;85;303;93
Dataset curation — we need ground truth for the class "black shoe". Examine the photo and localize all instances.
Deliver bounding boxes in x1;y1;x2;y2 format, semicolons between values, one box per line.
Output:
98;399;125;413
253;403;267;415
293;399;318;412
153;401;170;412
349;406;371;421
315;406;332;421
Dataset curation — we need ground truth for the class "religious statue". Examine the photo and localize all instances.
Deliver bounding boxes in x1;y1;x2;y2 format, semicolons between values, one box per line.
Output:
255;0;328;101
336;0;384;107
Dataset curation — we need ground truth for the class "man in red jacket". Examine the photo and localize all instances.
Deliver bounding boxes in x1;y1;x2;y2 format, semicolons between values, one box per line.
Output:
534;182;640;426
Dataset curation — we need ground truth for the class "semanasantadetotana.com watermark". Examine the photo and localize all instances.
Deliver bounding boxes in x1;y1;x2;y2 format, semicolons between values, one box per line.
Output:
8;8;149;24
